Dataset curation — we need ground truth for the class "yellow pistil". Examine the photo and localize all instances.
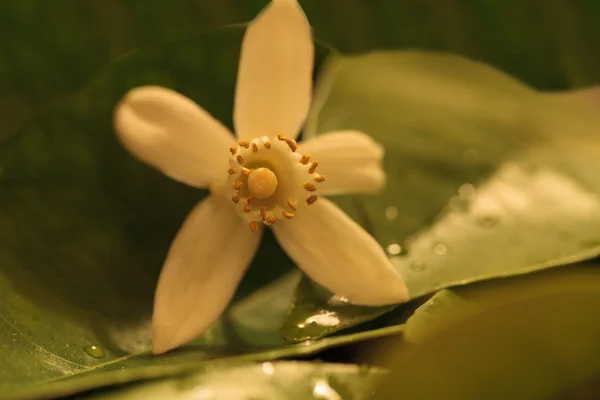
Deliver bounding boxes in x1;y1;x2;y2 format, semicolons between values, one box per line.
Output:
247;167;278;199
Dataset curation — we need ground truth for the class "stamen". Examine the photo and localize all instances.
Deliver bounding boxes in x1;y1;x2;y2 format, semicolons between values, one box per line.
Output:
241;168;253;177
260;207;267;221
300;155;310;165
234;180;243;190
264;141;272;149
303;182;317;192
243;204;252;213
249;221;258;232
252;142;259;152
228;167;237;175
306;195;318;205
314;175;326;183
247;196;256;203
231;196;240;204
230;147;238;155
287;198;297;211
266;216;277;225
236;155;245;164
276;134;286;141
308;161;319;174
239;141;250;149
285;139;298;152
282;211;295;219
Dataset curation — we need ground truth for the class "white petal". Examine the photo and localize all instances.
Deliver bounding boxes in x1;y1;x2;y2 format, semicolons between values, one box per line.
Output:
115;86;235;188
152;196;262;354
272;198;408;305
299;130;386;196
234;0;313;141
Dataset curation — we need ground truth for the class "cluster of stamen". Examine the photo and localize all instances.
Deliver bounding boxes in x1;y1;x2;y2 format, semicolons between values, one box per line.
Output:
227;134;326;231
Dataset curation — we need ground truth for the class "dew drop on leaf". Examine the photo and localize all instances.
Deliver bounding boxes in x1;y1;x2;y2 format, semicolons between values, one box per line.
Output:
458;183;476;200
386;241;402;255
477;215;499;227
433;243;448;255
385;206;398;221
408;260;426;272
83;345;105;359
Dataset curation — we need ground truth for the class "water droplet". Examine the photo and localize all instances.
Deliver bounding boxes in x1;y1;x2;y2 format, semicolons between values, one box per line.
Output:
313;379;342;400
458;183;476;200
477;215;498;227
83;345;105;359
433;243;448;255
300;311;340;328
386;242;402;256
262;362;275;376
385;206;398;221
408;260;426;271
449;196;469;212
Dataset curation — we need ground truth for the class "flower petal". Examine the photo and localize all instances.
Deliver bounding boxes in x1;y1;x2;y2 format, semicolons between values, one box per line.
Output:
115;86;235;188
272;198;408;305
299;130;386;196
234;0;313;141
152;195;262;354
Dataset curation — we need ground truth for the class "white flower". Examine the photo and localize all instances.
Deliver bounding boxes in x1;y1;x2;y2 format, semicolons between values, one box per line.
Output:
114;0;408;354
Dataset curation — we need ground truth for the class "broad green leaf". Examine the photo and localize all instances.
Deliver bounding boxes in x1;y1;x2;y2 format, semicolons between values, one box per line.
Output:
373;267;600;399
283;51;600;341
86;362;385;400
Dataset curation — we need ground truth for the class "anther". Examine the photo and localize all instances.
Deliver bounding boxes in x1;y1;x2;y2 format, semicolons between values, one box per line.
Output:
300;155;310;165
233;180;243;190
306;195;318;205
314;175;326;183
303;182;317;192
230;147;238;155
252;142;259;152
264;141;272;149
236;155;245;164
241;168;252;177
285;139;298;152
260;207;267;221
244;204;252;213
282;211;295;219
266;216;277;225
249;221;257;232
228;167;237;175
247;196;256;203
308;161;319;174
287;198;297;211
231;196;240;204
276;134;286;141
239;141;250;149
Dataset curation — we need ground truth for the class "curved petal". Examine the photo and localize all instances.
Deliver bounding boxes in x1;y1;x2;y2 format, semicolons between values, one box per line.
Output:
299;130;386;196
272;198;408;305
115;86;235;188
234;0;313;141
152;196;262;354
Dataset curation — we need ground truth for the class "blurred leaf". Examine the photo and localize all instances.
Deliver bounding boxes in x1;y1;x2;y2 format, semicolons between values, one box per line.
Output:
86;362;385;400
372;266;600;399
403;289;477;344
284;51;600;341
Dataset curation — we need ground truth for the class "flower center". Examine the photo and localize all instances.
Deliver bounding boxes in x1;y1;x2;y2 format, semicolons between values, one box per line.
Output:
226;135;326;231
247;167;278;199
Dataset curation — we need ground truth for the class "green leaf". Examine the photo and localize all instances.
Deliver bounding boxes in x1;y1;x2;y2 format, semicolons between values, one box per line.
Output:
86;362;385;400
373;266;600;399
283;51;600;341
